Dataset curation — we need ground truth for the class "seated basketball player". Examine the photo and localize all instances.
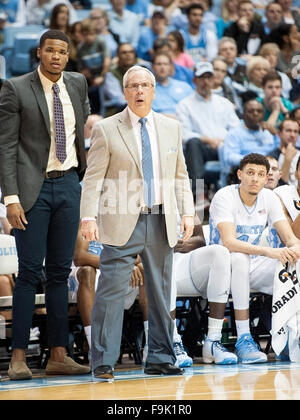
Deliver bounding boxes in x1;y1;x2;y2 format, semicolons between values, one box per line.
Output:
209;153;300;364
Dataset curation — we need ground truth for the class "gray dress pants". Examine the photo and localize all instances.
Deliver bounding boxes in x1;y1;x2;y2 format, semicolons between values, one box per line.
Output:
91;211;176;370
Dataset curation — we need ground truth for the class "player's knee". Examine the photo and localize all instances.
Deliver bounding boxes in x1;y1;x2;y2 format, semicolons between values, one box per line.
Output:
77;266;96;290
211;244;230;260
230;252;250;267
0;275;12;290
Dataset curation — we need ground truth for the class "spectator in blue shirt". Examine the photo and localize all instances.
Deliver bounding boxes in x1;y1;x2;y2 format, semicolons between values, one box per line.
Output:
151;51;193;116
107;0;140;49
137;10;169;61
215;0;238;38
126;0;149;25
223;99;275;170
152;37;195;88
0;0;25;25
180;3;218;63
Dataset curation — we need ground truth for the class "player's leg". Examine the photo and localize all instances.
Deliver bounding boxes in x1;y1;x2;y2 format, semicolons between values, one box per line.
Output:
175;245;236;364
191;245;236;364
231;253;267;364
76;266;97;349
169;253;194;367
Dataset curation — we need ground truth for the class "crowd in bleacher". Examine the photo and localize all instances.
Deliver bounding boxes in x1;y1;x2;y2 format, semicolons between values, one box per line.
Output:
2;0;300;190
2;0;300;375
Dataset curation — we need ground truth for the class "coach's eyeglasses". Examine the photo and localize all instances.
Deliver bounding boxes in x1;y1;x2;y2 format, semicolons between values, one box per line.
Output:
125;82;154;91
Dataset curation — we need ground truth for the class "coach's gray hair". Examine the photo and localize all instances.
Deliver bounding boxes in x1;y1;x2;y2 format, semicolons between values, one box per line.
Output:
123;65;156;88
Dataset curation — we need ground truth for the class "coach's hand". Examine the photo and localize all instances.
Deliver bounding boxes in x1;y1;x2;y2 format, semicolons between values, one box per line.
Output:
80;220;99;242
180;216;194;242
6;203;28;230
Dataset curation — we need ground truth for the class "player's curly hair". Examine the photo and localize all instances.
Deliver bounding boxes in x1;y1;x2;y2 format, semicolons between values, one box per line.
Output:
239;153;270;173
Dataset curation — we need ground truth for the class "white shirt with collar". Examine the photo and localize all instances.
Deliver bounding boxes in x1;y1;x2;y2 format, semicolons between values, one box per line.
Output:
176;91;240;145
127;107;162;206
37;66;78;173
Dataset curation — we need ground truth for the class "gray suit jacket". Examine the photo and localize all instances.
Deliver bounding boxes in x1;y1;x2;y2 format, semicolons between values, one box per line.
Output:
0;70;90;212
80;107;194;248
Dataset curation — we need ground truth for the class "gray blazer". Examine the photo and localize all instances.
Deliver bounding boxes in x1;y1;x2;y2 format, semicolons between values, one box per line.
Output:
0;70;90;212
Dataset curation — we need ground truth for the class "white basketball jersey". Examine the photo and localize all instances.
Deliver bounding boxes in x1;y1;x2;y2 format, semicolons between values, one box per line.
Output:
269;184;300;248
209;184;286;248
275;185;300;222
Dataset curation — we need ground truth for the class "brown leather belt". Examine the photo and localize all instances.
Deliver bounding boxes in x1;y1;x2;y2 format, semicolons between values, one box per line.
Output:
45;168;76;179
141;204;163;214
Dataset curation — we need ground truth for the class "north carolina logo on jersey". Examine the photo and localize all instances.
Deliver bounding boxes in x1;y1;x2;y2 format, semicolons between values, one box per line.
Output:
292;270;298;285
278;268;292;283
293;200;300;211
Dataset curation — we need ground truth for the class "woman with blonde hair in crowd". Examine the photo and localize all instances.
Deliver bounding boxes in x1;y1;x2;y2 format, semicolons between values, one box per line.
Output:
216;0;239;38
259;42;292;98
245;55;271;97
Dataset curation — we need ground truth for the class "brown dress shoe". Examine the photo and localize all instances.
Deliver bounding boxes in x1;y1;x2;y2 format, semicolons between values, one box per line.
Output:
45;356;91;376
8;361;32;381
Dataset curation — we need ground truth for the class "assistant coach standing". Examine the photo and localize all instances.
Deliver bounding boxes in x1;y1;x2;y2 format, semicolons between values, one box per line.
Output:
80;65;195;380
0;30;91;380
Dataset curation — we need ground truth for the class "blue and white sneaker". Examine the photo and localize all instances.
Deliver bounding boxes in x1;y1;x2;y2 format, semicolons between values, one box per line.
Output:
203;338;237;364
173;339;193;367
235;333;267;364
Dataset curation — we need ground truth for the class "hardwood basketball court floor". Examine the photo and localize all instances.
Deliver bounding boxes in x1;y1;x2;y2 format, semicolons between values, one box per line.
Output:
1;361;300;400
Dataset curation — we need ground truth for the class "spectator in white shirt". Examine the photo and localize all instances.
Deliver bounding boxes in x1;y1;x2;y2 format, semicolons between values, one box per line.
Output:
176;61;240;198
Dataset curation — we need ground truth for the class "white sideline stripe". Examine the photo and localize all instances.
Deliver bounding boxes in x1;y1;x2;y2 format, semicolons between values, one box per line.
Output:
116;386;300;400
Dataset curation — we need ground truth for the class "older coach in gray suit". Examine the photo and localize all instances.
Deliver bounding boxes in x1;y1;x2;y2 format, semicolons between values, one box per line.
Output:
80;65;195;380
0;30;91;380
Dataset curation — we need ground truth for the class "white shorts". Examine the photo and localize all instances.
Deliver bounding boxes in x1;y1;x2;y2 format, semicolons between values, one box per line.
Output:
173;252;206;297
170;245;231;311
230;253;277;310
68;266;139;310
249;255;277;295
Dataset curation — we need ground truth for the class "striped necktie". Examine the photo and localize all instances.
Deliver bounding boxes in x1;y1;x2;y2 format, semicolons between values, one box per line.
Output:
139;117;154;208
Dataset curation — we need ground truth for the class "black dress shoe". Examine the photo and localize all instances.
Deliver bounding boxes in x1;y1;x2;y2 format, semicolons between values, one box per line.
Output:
93;365;114;380
144;362;184;375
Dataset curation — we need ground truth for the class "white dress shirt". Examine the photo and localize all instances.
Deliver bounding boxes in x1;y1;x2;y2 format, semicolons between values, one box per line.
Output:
38;66;78;173
127;107;162;207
